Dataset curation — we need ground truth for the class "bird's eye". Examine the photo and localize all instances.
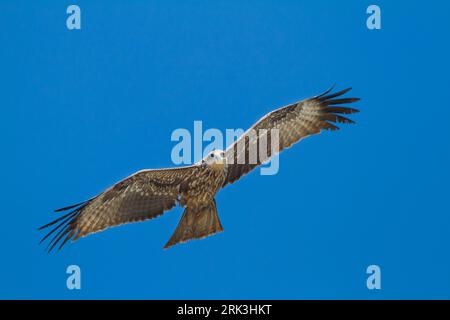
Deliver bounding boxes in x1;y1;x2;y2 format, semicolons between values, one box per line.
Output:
210;154;214;158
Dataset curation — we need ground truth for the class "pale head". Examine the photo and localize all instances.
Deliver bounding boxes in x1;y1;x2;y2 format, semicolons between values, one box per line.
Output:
201;149;226;168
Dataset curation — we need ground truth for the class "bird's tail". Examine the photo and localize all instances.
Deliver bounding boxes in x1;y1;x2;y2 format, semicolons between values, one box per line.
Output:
164;200;223;249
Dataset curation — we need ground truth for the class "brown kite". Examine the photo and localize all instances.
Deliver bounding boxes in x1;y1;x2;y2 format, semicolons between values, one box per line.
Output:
39;87;360;251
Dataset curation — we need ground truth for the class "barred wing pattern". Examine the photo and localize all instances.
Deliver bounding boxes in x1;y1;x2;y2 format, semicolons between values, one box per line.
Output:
39;166;198;252
223;87;360;186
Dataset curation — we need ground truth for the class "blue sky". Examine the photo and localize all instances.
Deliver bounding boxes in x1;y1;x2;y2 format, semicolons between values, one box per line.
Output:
1;1;450;299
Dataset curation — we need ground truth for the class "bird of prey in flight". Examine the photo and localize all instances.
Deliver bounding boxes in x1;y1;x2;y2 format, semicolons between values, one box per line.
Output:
39;87;360;251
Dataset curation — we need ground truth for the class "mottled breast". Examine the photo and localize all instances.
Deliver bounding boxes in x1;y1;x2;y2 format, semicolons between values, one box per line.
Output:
181;165;226;207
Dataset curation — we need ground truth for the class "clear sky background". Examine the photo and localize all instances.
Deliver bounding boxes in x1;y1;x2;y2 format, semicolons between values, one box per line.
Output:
1;1;450;299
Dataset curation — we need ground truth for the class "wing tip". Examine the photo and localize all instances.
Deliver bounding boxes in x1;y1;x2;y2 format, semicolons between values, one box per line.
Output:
39;201;89;253
316;86;360;104
315;86;360;129
54;199;91;212
315;84;336;99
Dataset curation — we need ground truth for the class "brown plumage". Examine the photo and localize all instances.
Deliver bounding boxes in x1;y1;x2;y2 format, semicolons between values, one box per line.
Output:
39;87;360;251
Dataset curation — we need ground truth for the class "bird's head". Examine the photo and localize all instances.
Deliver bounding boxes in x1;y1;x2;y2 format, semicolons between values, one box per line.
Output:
201;149;226;169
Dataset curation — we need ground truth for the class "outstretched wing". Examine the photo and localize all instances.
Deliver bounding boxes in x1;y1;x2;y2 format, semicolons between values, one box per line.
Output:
223;87;360;186
39;166;199;252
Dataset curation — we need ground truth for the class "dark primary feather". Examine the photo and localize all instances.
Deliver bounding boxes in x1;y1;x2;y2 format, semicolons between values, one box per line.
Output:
38;201;91;252
54;200;91;212
223;87;360;186
38;198;97;252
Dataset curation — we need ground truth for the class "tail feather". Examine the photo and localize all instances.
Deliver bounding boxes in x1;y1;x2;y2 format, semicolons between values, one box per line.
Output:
164;200;223;249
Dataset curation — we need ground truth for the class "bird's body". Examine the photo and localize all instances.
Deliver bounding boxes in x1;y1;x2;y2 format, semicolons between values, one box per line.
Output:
39;87;360;251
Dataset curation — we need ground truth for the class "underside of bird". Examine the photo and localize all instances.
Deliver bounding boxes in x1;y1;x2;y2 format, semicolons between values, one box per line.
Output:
39;86;360;252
